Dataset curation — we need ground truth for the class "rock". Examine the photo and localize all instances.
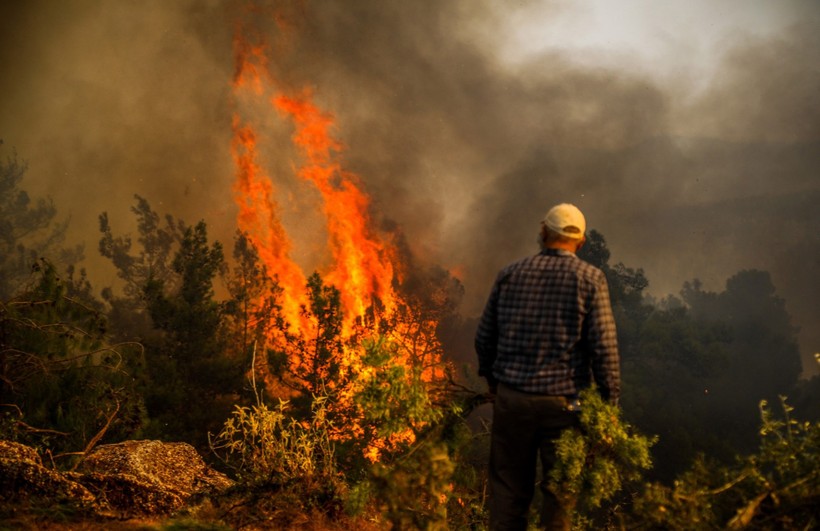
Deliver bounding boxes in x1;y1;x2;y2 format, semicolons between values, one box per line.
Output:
69;470;185;517
0;439;234;519
75;440;234;517
0;440;95;506
0;439;42;465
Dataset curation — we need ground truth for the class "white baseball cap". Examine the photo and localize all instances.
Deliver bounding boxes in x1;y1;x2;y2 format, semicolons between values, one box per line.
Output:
543;203;586;239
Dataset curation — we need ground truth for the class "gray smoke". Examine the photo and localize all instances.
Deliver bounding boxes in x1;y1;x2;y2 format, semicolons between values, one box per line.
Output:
1;1;818;374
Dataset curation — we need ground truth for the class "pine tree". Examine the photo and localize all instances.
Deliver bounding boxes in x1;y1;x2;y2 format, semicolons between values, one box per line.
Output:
0;260;145;460
0;150;82;299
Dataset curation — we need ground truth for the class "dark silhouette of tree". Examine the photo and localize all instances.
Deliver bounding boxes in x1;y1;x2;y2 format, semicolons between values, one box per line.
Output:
266;272;347;400
791;362;820;421
623;303;734;479
301;272;345;396
99;198;252;449
578;231;786;479
99;195;185;301
680;270;803;454
141;221;247;448
98;195;186;347
0;151;82;299
578;229;649;312
0;260;145;458
682;271;801;396
223;231;284;396
393;264;463;378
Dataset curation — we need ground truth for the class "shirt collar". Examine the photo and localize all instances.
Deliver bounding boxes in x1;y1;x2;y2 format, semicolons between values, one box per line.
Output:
540;248;576;257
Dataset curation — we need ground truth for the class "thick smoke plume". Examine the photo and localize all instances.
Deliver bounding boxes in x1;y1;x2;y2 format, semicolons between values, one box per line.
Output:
1;0;818;373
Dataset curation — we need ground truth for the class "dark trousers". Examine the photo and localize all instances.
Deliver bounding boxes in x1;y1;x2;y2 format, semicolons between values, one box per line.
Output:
488;383;579;531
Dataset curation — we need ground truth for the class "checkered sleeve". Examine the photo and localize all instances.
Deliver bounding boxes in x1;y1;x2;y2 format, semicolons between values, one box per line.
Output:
587;274;620;403
474;274;502;378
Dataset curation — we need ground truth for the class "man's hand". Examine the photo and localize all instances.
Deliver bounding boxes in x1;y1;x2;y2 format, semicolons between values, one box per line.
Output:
486;375;499;396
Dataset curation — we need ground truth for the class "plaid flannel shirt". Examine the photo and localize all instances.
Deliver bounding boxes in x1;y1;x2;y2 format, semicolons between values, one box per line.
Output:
475;248;620;402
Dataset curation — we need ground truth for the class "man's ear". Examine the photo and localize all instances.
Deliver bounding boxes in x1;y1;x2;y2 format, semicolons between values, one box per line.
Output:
575;237;586;252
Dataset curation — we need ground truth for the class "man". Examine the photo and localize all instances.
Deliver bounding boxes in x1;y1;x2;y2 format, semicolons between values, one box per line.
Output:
475;203;620;530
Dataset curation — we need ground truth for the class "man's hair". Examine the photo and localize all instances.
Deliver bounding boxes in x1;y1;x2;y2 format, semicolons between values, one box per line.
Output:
539;224;579;249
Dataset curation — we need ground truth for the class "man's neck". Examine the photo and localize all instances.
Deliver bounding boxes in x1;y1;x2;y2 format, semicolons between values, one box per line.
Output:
544;241;579;254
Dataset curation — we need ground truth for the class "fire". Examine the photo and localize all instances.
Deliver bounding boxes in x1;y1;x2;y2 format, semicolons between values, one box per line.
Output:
231;115;310;332
231;17;400;336
273;92;398;326
230;6;447;461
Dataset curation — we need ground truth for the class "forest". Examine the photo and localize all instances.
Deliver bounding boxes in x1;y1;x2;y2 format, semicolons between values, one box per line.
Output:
1;151;818;530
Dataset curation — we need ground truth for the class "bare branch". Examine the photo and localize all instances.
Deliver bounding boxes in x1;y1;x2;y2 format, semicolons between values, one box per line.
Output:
70;400;121;471
15;420;70;437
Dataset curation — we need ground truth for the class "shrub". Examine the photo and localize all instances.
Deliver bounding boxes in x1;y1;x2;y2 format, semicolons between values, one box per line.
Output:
632;396;819;529
209;395;342;504
549;387;656;528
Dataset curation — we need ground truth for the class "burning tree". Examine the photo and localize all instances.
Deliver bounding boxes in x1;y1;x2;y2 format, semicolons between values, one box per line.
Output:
205;11;488;527
210;270;473;529
227;6;464;466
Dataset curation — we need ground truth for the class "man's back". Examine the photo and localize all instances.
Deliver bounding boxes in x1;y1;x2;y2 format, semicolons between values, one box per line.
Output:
475;248;620;401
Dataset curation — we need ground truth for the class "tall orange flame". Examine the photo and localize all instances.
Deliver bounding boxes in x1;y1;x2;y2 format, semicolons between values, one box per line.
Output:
231;27;308;333
231;114;307;331
230;5;449;463
273;92;397;327
231;14;399;334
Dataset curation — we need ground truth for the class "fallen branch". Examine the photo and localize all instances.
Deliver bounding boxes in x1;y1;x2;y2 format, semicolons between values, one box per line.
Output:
70;400;121;471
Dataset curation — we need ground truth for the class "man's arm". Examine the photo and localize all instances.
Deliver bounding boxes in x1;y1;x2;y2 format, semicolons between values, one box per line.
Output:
475;280;501;391
586;275;621;403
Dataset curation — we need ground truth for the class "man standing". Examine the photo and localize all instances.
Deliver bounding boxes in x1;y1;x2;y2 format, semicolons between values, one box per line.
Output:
475;203;620;530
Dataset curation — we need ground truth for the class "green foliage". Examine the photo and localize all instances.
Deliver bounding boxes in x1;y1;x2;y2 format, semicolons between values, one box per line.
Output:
210;397;340;491
0;260;145;459
344;338;480;529
349;338;446;457
211;270;476;529
209;385;350;524
99;198;253;449
352;390;477;530
367;439;455;530
633;396;819;529
549;387;656;528
141;221;246;447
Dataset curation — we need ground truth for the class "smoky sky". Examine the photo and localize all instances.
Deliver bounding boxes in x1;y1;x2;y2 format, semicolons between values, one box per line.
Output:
1;1;818;374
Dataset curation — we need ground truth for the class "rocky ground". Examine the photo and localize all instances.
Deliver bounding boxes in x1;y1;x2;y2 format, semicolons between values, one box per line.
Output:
0;439;383;530
0;439;233;529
